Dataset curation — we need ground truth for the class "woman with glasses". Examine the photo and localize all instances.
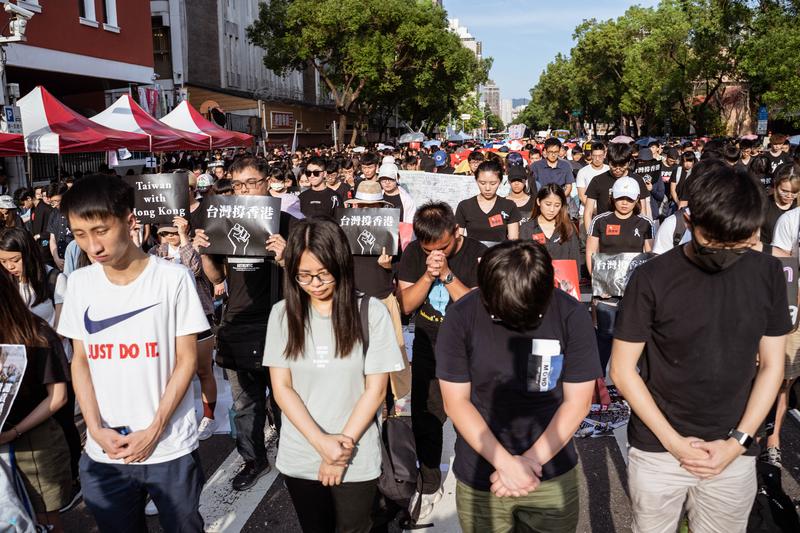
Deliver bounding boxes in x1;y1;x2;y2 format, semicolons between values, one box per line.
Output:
264;218;403;533
761;163;800;247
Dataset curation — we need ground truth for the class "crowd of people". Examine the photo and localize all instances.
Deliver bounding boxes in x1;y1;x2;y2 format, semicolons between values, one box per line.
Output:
0;131;798;533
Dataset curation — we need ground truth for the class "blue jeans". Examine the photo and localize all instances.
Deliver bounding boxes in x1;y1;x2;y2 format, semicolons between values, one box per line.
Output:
79;451;204;533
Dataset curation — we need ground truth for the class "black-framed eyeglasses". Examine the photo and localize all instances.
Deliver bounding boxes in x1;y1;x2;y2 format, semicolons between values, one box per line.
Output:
231;178;266;191
305;169;325;177
295;271;336;285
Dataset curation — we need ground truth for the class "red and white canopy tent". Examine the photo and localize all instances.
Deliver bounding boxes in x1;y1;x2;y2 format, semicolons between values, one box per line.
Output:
0;132;24;156
161;100;253;150
90;95;210;152
18;86;150;153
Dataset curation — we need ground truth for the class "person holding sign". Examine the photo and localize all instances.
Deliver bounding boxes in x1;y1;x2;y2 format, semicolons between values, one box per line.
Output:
520;184;580;262
194;157;292;491
437;241;600;533
455;160;521;245
264;218;403;533
610;161;790;533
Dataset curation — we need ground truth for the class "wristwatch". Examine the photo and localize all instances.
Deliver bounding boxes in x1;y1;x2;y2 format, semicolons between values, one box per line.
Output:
727;428;753;449
443;272;455;285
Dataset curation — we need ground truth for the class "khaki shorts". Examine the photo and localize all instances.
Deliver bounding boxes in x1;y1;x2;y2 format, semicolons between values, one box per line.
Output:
455;467;580;533
784;326;800;381
14;418;72;513
380;294;411;400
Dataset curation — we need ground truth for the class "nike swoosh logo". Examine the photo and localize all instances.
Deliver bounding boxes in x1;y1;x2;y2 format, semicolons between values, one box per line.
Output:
84;303;160;334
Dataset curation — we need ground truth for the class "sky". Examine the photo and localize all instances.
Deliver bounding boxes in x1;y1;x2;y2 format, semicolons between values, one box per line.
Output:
444;0;660;101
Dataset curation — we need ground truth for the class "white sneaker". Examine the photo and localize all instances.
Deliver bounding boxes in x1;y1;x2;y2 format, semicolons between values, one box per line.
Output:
197;416;217;441
144;498;159;516
409;487;443;521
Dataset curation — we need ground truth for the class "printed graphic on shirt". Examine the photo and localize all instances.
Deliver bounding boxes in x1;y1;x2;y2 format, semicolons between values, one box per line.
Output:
532;232;546;245
84;303;160;334
526;338;564;392
429;281;450;316
606;224;621;236
488;214;504;227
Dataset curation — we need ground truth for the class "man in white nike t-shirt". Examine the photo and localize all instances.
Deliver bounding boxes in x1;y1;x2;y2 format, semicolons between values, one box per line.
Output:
57;175;209;532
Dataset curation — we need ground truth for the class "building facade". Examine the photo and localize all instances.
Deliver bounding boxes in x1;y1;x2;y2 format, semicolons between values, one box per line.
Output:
482;80;501;118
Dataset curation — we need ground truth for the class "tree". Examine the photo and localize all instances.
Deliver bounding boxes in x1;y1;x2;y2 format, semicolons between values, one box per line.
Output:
485;112;504;133
247;0;489;144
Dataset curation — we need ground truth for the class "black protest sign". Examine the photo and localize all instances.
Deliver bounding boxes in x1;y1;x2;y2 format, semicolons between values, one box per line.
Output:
123;173;190;224
198;195;281;257
591;252;655;297
779;257;799;328
335;208;400;256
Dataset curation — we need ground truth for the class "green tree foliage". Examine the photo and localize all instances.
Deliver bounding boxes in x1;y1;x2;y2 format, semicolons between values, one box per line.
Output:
518;0;800;136
247;0;489;143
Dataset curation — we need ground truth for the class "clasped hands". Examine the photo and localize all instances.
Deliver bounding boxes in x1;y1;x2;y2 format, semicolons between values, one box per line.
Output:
666;434;745;479
490;453;543;498
314;433;356;487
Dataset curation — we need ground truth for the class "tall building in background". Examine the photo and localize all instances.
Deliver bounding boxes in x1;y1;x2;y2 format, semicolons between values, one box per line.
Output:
447;18;482;61
482;80;501;117
500;99;512;126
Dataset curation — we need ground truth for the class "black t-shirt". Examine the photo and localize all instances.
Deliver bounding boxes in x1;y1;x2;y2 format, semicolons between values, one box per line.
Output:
512;196;535;225
659;163;676;185
767;151;793;173
436;290;601;490
353;255;395;299
45;209;74;259
6;323;70;427
589;212;653;254
329;183;353;202
761;201;791;245
585;172;650;214
30;202;52;239
614;247;792;455
299;188;341;218
455;196;521;243
382;193;404;222
520;220;581;262
397;237;486;338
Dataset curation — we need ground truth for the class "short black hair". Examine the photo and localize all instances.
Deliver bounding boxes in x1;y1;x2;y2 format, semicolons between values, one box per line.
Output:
60;173;134;221
591;141;606;152
607;142;634;166
47;183;68;198
723;143;741;165
739;138;755;150
228;156;269;178
360;152;379;166
685;159;765;243
748;154;770;177
306;156;327;170
475;159;503;180
543;138;562;150
413;202;457;244
478;240;554;331
467;151;485;163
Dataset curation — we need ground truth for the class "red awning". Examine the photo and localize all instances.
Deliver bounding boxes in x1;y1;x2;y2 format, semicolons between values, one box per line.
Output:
0;132;24;156
90;95;210;152
161;100;254;150
18;86;151;154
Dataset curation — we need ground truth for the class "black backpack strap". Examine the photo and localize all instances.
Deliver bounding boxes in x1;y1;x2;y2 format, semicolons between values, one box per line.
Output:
46;267;60;305
672;208;687;247
360;293;370;357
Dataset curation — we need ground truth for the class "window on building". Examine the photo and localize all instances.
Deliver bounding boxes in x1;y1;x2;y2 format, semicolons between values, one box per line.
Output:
152;21;173;81
78;0;96;24
78;0;85;18
102;0;118;29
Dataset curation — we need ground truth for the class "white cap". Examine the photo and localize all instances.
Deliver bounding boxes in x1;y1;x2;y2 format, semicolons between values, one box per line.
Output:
382;155;396;165
378;163;398;181
612;177;640;200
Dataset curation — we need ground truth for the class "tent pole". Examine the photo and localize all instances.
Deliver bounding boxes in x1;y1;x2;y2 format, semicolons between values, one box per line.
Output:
57;153;62;181
26;153;32;187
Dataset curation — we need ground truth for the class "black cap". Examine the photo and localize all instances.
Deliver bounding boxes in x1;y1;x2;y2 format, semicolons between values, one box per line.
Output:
508;165;527;182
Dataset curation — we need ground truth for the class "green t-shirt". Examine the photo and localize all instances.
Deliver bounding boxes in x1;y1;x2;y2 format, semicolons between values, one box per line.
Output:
263;298;405;482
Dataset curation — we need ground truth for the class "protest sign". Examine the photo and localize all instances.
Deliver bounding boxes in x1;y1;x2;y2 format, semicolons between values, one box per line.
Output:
336;208;400;256
553;259;581;301
197;195;281;257
779;257;799;327
591;253;655;297
398;170;510;212
0;345;27;432
123;173;190;224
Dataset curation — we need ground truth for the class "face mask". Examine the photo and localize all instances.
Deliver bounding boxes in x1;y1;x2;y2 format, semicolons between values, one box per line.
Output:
689;232;748;273
270;183;285;191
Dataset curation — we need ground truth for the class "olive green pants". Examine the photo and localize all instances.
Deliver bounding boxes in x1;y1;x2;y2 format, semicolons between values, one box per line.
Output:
456;466;580;533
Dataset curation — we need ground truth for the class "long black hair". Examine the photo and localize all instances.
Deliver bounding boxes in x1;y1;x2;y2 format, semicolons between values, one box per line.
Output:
0;227;49;306
282;218;362;359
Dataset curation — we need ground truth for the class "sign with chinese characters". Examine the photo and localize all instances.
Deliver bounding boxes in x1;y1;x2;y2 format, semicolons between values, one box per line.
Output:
123;173;190;224
779;257;799;328
335;208;400;256
271;111;295;129
591;253;655;297
398;171;510;212
198;195;281;257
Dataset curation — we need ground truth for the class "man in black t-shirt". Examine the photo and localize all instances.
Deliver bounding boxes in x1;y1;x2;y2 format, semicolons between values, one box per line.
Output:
437;240;599;532
397;202;486;519
196;157;291;491
299;156;341;218
610;160;791;532
767;134;793;173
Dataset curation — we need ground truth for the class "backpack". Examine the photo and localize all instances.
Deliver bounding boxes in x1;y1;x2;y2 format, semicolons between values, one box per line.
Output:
45;266;60;305
672;208;688;247
359;296;427;530
747;461;800;532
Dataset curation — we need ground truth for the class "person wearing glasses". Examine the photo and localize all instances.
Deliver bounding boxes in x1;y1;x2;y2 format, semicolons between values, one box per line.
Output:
299;156;342;218
194;157;294;491
760;163;800;248
264;218;403;533
529;138;575;198
583;142;651;233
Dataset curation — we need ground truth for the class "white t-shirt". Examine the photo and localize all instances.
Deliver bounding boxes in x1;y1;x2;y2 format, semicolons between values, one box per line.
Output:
576;164;609;190
58;256;209;465
19;268;67;327
772;207;800;254
652;213;691;254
